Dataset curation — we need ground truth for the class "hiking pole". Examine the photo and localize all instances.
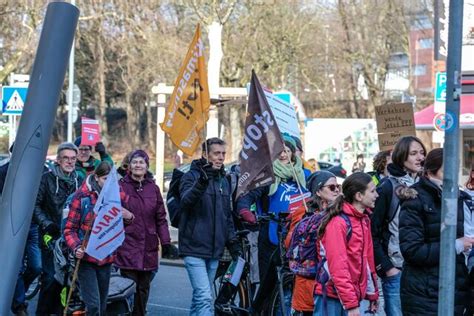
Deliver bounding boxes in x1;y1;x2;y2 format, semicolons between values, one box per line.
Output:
290;161;309;212
63;227;93;316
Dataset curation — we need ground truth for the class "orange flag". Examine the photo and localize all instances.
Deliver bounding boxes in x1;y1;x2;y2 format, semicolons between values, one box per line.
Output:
160;24;210;156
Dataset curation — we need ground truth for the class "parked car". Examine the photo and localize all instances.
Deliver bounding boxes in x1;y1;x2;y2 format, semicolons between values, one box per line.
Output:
319;161;347;179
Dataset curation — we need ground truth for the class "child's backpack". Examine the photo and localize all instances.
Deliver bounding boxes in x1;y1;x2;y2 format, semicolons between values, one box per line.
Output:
287;212;352;278
61;192;93;238
166;168;185;228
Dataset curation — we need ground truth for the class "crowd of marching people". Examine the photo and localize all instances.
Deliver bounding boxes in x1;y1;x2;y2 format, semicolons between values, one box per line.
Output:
6;137;178;316
5;133;474;316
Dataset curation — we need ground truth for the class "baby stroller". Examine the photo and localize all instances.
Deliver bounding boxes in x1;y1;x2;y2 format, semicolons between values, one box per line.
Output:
53;238;136;315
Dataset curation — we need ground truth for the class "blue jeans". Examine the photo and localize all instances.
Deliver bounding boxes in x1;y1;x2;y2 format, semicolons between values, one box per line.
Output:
78;262;112;316
12;224;42;312
313;296;347;316
313;296;372;315
381;272;402;316
184;256;219;316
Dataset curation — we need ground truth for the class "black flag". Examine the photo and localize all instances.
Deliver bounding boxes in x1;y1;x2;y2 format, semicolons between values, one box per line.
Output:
236;71;285;198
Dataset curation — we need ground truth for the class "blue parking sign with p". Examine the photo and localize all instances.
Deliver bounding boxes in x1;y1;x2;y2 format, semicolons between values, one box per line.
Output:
435;72;447;103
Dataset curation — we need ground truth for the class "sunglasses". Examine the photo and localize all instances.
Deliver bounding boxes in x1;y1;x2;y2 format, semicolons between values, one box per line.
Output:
322;184;341;192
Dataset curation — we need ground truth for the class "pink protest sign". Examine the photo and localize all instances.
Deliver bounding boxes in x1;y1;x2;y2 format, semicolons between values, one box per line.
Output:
81;117;101;146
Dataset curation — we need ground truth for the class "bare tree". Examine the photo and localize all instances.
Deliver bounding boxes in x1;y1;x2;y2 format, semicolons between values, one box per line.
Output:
0;2;43;83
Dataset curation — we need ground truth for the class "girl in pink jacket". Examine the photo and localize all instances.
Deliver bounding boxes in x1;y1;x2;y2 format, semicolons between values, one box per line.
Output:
314;172;379;316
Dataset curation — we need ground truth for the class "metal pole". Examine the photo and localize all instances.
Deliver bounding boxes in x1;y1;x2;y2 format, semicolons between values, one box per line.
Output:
8;74;15;149
156;106;165;189
67;0;76;142
438;1;463;315
0;2;79;312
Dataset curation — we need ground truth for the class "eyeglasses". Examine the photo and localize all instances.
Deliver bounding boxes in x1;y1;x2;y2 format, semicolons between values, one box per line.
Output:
60;156;77;162
78;147;91;152
322;184;341;192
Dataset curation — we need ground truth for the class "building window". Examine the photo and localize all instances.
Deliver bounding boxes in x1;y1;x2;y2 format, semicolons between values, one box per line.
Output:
413;65;427;76
411;16;432;30
417;38;433;49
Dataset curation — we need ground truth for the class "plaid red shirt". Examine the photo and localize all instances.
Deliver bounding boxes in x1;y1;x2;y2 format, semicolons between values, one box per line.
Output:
64;179;128;266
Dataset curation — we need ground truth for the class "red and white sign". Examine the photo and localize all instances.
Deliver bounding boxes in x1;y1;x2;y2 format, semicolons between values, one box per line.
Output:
81;117;100;146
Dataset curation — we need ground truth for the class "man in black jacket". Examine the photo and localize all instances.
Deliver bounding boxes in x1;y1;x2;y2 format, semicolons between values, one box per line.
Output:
34;142;83;315
178;138;239;315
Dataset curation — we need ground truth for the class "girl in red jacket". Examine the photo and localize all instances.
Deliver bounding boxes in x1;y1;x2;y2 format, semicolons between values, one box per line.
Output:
314;172;379;316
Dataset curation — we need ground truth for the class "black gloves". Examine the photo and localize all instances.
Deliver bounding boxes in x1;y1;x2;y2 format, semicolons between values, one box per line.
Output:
44;222;60;239
227;241;242;261
95;142;106;156
199;162;216;182
162;244;179;259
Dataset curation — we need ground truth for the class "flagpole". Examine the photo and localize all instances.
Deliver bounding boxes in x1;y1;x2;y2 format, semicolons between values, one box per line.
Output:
63;222;93;315
196;23;209;164
290;160;308;212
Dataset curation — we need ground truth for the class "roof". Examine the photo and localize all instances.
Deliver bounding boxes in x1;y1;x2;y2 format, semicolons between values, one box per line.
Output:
414;94;474;129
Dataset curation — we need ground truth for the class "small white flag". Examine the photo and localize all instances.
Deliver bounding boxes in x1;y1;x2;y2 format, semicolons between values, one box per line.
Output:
85;167;125;260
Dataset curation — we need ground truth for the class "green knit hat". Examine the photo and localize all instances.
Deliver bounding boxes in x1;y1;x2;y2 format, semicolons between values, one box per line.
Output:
282;133;296;153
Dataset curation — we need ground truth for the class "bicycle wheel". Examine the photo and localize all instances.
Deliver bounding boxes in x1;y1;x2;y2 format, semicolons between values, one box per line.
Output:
268;272;294;316
214;262;250;315
25;276;41;300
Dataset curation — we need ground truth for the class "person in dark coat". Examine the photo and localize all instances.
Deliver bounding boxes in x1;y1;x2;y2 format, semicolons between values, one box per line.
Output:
399;148;473;316
115;149;177;316
34;142;83;315
371;136;426;316
179;138;240;316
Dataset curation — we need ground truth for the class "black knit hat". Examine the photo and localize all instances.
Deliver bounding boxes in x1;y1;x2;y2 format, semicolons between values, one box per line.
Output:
307;170;336;194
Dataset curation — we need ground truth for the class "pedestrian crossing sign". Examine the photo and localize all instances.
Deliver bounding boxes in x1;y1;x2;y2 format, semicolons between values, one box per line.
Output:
2;86;28;115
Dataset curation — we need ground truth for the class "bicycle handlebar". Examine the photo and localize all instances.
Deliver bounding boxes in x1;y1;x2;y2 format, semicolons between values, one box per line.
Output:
257;212;291;225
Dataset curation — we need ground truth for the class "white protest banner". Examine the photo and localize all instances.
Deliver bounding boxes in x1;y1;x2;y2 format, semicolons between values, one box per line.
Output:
85;167;124;260
263;88;300;138
246;84;300;138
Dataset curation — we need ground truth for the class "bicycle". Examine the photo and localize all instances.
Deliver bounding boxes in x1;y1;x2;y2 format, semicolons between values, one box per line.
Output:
214;212;294;316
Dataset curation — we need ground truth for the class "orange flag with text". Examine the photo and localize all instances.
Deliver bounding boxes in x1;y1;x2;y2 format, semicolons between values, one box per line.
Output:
160;24;210;156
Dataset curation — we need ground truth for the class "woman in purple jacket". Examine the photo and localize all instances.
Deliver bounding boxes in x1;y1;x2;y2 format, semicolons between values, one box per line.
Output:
115;150;177;316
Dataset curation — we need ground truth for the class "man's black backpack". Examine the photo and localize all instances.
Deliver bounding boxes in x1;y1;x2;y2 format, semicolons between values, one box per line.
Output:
167;168;185;228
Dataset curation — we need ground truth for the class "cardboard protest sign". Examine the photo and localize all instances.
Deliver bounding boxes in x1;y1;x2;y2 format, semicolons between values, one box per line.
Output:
160;24;210;155
375;103;416;151
81;117;100;146
236;71;285;198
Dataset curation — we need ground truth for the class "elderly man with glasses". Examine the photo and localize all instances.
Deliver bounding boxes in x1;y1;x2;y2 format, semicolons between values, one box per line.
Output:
33;142;83;315
74;136;113;180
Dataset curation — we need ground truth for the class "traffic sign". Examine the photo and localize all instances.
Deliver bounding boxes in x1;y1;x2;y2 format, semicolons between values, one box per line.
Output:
434;72;447;113
68;83;81;106
1;86;28;115
433;113;446;131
